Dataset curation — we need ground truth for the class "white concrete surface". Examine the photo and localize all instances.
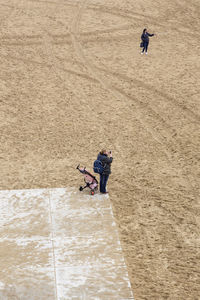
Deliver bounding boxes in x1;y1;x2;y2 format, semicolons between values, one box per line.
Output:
0;188;134;299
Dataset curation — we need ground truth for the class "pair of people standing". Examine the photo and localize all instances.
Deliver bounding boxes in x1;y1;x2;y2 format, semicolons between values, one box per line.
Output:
141;28;155;55
97;149;113;194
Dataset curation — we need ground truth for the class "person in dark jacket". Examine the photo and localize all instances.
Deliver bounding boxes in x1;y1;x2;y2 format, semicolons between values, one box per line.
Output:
141;28;154;55
97;149;113;194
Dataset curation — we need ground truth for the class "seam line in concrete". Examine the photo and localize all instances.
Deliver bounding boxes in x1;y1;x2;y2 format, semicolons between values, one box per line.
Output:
48;189;58;300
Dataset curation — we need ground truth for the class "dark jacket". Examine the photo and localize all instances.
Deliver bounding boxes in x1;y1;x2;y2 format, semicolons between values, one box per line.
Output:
141;32;154;43
97;153;113;175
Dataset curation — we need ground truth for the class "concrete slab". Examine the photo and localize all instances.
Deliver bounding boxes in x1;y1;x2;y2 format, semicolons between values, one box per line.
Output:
0;188;134;299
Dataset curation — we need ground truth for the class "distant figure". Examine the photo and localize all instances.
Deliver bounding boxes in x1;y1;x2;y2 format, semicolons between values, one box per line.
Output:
141;28;154;55
97;149;113;194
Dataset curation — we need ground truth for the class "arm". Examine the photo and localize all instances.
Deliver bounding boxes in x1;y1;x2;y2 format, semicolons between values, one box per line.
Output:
147;32;154;37
103;156;113;164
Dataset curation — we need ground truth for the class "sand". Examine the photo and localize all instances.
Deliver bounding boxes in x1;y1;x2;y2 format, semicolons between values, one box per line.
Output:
0;0;200;299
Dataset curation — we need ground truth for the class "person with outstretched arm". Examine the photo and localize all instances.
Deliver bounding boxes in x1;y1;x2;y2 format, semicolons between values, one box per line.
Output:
141;28;155;55
97;149;113;194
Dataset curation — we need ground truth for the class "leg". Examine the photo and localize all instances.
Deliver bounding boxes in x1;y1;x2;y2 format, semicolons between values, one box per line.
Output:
102;175;109;193
104;175;109;192
142;44;145;53
145;42;149;53
100;174;104;193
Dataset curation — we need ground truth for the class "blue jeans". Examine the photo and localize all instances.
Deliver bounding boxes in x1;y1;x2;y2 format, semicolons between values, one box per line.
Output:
142;41;149;53
100;174;109;193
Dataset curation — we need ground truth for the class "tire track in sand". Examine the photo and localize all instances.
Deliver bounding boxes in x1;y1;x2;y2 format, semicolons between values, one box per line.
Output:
38;7;200;125
70;0;170;155
70;0;199;163
40;0;98;134
95;66;200;124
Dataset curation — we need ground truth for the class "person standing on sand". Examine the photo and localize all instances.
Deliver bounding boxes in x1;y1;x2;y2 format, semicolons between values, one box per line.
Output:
97;149;113;194
141;28;155;55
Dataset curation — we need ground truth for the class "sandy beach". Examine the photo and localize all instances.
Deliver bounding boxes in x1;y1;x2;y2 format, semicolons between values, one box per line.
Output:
0;0;200;299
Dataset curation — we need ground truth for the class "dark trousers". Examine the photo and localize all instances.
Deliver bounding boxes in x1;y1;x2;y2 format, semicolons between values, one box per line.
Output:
142;42;149;53
100;174;109;193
